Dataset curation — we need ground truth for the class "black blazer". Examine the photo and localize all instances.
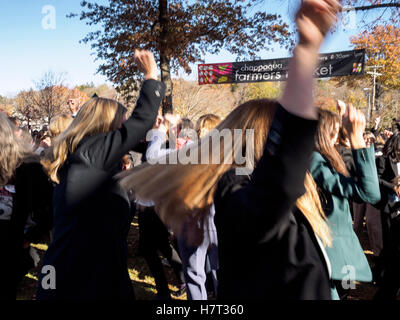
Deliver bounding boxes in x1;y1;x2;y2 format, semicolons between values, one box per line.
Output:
375;155;397;212
214;105;331;300
338;145;356;178
37;79;165;300
0;161;53;300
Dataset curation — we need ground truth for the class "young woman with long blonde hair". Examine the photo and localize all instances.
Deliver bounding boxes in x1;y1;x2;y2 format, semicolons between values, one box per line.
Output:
36;50;165;300
121;0;342;299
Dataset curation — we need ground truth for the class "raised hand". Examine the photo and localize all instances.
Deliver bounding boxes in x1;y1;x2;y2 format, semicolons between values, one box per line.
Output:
342;103;367;149
337;99;346;117
374;116;381;130
154;114;167;133
164;113;181;127
279;0;341;120
296;0;342;49
163;113;181;137
134;49;158;80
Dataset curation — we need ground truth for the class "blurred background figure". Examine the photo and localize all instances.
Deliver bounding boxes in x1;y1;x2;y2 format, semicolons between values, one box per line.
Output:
0;113;53;300
353;130;383;282
375;132;400;299
67;98;80;118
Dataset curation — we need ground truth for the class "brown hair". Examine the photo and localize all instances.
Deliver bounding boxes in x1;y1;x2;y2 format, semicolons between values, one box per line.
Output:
121;99;332;246
0;113;37;185
315;109;349;176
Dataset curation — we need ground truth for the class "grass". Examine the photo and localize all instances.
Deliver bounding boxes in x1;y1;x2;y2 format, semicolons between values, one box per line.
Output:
17;216;187;300
16;216;390;300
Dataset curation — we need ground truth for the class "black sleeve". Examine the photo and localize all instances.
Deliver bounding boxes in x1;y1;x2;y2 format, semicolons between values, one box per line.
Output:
24;164;54;243
12;163;53;246
94;79;165;171
215;104;318;243
376;156;394;192
131;141;148;154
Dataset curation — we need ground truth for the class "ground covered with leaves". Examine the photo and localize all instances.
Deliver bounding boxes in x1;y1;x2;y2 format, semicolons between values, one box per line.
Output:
17;217;384;300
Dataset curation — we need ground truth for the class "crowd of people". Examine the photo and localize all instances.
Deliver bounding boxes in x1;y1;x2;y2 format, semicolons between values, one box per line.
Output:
0;0;399;301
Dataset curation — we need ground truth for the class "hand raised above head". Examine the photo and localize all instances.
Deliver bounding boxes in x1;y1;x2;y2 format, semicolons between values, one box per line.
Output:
342;103;367;149
296;0;342;49
343;103;366;135
164;113;181;127
134;49;158;80
337;99;346;117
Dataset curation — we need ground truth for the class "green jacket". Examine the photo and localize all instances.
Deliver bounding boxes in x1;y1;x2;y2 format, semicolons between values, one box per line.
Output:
310;147;381;282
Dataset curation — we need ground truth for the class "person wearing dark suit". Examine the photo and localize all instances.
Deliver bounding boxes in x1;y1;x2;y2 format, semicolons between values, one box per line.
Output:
352;132;383;274
36;50;165;300
212;0;340;298
374;132;400;299
120;0;342;300
214;106;332;299
0;114;53;300
375;134;400;245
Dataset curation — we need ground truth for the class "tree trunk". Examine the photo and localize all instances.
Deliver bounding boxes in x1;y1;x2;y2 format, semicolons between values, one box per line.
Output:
159;0;173;114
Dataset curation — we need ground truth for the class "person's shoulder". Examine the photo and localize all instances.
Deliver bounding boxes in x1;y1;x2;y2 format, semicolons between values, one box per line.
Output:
74;133;108;164
375;154;387;166
311;151;326;163
17;155;40;171
15;159;48;182
77;133;107;150
216;168;250;199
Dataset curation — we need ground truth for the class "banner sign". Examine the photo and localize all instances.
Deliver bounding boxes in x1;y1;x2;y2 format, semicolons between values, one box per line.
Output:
198;49;365;85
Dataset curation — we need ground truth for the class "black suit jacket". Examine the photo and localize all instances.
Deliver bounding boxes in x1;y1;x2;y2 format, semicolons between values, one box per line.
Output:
214;105;331;300
37;79;165;300
375;155;397;212
0;161;53;300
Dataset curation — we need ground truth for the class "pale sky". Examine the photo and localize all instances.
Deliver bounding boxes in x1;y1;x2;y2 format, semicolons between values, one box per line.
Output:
0;0;370;97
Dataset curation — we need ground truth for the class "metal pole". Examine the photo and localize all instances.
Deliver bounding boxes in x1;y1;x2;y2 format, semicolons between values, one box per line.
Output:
372;74;376;114
367;92;371;125
366;66;384;115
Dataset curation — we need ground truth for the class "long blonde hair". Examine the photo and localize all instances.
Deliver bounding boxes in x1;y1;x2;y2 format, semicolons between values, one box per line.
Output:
196;114;222;138
0;113;36;185
315;109;349;176
49;113;73;139
44;98;126;183
121;100;332;246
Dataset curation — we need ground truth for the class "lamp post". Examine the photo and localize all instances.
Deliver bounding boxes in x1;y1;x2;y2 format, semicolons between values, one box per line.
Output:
366;65;383;114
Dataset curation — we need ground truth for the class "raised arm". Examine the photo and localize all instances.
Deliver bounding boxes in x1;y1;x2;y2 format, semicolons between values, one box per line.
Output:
99;51;166;170
253;0;341;205
311;101;380;204
279;0;341;120
216;0;341;242
310;148;381;205
145;113;183;161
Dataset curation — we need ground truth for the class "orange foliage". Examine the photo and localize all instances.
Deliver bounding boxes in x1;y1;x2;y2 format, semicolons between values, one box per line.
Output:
315;96;337;112
351;25;400;90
